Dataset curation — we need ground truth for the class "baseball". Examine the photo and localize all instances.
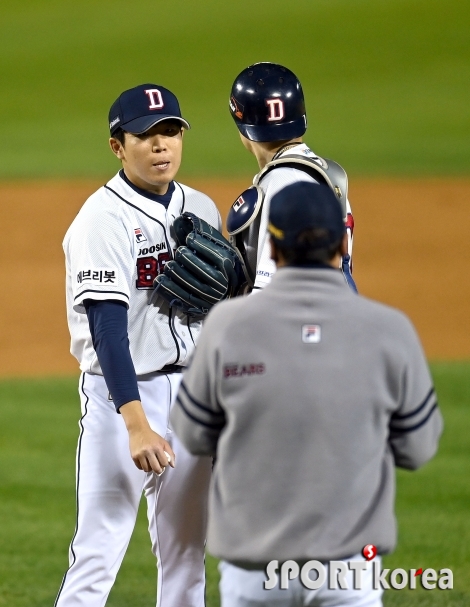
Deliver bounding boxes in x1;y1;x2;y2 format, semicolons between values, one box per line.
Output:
156;450;173;476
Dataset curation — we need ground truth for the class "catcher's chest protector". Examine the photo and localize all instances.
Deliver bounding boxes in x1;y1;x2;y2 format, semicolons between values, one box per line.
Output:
255;151;348;219
226;151;349;288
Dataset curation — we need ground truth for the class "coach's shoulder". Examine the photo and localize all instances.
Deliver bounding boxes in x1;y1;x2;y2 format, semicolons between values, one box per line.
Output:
357;294;410;321
201;295;253;334
206;293;271;343
355;294;421;344
207;294;249;319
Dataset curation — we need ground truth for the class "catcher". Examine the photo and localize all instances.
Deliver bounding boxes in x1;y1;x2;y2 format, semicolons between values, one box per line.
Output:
226;62;357;294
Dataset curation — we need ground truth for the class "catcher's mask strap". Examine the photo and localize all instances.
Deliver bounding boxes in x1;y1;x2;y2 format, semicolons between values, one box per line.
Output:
342;254;358;293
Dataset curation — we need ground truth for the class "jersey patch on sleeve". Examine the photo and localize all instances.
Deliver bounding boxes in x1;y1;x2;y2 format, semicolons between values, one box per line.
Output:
77;268;118;285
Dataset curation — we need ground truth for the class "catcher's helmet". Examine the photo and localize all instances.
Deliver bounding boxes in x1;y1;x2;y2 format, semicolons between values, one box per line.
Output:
229;63;307;142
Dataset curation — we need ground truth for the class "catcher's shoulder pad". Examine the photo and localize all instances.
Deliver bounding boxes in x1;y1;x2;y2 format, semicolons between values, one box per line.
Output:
254;149;348;219
226;185;264;237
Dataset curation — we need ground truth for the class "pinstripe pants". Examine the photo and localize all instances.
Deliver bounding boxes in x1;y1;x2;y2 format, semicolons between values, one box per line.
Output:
54;372;211;607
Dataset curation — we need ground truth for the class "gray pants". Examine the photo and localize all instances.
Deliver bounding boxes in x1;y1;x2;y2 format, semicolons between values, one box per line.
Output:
219;556;383;607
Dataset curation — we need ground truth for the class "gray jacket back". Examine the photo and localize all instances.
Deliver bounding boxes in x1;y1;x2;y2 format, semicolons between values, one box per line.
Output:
171;267;443;567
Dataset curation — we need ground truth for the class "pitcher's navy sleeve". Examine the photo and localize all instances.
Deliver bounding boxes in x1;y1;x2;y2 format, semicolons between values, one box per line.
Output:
84;299;140;411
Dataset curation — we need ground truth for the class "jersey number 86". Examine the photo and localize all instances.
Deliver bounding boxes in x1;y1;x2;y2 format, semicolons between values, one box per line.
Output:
136;253;171;289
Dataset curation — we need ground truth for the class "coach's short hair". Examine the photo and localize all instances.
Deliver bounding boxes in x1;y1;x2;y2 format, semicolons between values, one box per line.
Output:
276;228;343;265
268;181;345;265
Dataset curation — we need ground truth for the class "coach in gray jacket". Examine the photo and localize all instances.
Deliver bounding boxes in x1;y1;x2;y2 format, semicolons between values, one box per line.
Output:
171;181;443;607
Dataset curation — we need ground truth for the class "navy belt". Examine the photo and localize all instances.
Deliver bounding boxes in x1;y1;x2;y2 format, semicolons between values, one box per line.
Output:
159;364;183;374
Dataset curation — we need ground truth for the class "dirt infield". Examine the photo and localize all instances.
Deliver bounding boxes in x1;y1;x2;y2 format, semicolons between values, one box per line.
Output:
0;178;468;377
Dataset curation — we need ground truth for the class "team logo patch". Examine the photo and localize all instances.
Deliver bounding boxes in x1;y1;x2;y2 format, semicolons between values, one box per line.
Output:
145;88;164;110
302;324;321;343
266;98;285;122
229;95;244;119
134;228;147;243
233;195;246;212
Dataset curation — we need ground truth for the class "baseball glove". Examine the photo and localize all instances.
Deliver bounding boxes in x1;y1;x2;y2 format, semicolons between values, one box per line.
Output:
153;213;247;316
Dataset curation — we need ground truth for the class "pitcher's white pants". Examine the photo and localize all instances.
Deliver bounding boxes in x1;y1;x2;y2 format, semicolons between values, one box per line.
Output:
54;371;211;607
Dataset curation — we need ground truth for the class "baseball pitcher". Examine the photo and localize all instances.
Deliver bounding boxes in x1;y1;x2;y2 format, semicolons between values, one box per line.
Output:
55;84;234;607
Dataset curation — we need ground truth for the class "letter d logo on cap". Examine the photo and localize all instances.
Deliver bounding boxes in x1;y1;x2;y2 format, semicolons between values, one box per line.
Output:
145;89;164;110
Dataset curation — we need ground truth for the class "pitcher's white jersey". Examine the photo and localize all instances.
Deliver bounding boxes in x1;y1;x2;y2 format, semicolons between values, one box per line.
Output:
63;171;221;375
251;143;353;290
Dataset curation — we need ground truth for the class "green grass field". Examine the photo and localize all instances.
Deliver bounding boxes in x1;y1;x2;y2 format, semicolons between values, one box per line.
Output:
1;0;469;179
0;363;468;605
0;0;468;604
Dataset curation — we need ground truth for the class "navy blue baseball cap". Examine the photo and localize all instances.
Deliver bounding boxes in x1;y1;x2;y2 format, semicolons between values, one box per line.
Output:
108;83;190;135
268;182;345;249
